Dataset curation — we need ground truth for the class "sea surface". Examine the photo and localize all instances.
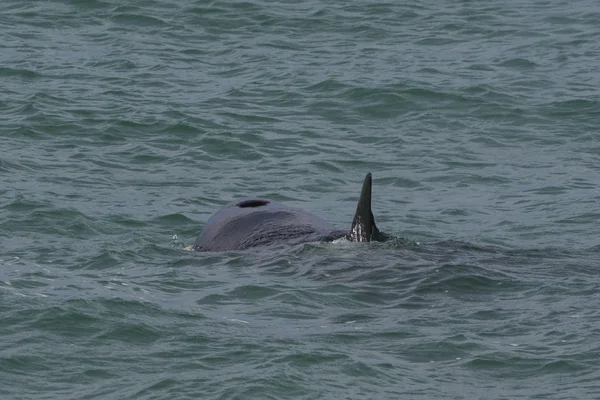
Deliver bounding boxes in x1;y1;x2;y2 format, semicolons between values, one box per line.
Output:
2;0;600;398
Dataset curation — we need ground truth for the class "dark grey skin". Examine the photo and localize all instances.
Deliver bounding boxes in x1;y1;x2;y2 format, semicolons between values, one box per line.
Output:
193;173;389;252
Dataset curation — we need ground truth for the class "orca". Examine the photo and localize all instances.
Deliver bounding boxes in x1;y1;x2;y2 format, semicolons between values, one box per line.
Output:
193;173;388;252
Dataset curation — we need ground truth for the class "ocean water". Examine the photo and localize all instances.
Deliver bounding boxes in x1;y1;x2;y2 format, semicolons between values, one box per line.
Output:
2;0;600;398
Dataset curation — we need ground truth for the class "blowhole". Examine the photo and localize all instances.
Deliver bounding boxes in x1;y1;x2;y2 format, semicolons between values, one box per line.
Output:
237;199;269;208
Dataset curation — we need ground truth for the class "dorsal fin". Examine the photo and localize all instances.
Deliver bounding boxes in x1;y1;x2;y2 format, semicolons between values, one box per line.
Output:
347;172;381;242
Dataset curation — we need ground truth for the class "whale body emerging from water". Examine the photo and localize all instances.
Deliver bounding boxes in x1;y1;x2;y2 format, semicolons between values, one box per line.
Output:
193;173;388;252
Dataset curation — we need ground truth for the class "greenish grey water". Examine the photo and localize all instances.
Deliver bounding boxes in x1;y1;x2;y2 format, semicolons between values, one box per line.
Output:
1;0;600;398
